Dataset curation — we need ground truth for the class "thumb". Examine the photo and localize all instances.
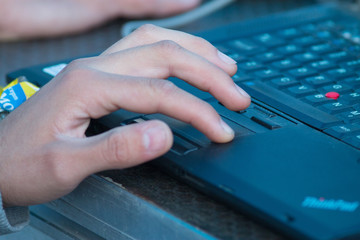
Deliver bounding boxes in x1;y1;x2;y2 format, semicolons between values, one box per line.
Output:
0;120;172;206
66;120;173;179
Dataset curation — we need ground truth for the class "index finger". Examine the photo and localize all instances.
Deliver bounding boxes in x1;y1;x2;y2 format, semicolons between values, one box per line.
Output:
101;24;238;76
85;40;251;111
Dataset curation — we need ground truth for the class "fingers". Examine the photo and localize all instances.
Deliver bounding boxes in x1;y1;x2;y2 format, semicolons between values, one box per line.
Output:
84;40;250;111
61;120;173;177
101;24;237;76
55;68;234;142
115;0;201;18
58;37;251;142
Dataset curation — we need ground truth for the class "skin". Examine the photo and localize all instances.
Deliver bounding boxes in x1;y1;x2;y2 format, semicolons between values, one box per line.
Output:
0;0;201;40
0;24;251;207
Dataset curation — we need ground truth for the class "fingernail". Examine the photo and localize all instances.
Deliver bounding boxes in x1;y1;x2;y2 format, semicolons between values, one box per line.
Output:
217;50;237;65
220;119;234;137
143;125;167;153
235;84;251;99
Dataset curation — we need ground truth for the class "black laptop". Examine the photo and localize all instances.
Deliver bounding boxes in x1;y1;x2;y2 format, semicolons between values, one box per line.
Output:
6;3;360;240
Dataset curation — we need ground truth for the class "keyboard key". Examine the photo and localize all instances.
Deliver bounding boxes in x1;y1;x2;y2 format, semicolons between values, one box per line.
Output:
171;134;199;155
288;67;317;78
253;69;281;79
325;68;354;80
293;35;321;46
304;93;333;106
343;26;360;40
343;25;360;37
324;124;360;139
341;92;360;104
253;33;285;47
310;43;335;54
256;51;283;63
272;59;300;70
327;51;352;62
227;52;247;62
345;34;358;43
277;28;302;39
288;85;316;97
276;44;303;55
338;110;360;123
250;116;281;130
252;105;276;118
300;23;317;33
341;59;360;70
270;76;298;88
344;76;360;87
330;38;348;48
317;20;339;31
305;75;334;87
240;80;342;129
343;134;360;149
232;72;252;82
315;30;334;39
310;60;336;71
227;39;263;55
238;60;264;71
355;104;360;111
321;84;352;94
345;45;360;56
293;52;320;63
321;102;353;114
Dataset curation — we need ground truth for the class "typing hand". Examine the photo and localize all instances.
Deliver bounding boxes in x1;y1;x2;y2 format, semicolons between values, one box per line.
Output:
0;0;200;40
0;25;250;207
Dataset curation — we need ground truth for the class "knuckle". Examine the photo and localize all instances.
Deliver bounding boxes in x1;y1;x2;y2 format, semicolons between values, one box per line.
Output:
104;130;132;167
58;62;94;89
67;58;88;69
192;36;213;50
65;57;95;73
134;24;158;38
148;79;178;98
155;40;183;55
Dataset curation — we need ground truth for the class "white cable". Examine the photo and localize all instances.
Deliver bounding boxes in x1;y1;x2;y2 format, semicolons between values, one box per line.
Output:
121;0;236;37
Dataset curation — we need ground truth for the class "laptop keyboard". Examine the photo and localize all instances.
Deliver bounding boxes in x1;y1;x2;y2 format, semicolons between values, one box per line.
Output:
215;19;360;150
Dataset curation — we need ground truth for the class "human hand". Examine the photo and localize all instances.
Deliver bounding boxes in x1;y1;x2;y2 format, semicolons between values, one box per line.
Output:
0;0;200;40
0;25;250;207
